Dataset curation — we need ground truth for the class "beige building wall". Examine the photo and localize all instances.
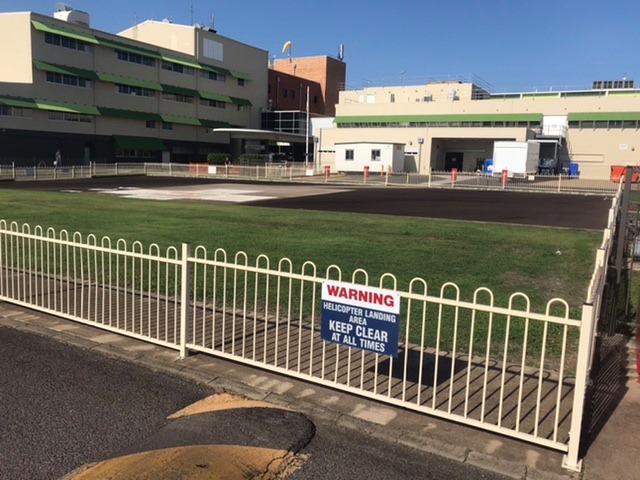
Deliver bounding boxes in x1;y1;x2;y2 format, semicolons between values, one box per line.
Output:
0;12;268;146
120;20;268;129
0;13;34;91
318;82;640;178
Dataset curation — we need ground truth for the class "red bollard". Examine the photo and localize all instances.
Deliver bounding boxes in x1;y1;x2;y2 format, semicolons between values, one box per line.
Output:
364;166;370;179
451;167;458;182
501;169;508;185
324;165;330;179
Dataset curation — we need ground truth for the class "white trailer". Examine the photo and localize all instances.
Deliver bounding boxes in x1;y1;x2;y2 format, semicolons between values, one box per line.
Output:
492;141;540;177
334;142;405;173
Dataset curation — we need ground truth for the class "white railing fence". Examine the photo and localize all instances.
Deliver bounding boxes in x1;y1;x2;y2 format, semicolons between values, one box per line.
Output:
0;187;625;471
0;162;621;195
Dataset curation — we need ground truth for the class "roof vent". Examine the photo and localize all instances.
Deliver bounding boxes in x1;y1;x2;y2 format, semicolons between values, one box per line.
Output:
592;79;634;89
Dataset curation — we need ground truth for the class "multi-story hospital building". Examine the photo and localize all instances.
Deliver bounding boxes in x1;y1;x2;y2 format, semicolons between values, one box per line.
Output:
0;7;638;179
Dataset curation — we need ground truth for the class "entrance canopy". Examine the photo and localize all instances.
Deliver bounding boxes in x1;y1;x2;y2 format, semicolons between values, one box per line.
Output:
213;128;308;143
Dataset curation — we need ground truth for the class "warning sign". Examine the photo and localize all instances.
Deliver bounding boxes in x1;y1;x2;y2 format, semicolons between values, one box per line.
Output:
321;280;401;357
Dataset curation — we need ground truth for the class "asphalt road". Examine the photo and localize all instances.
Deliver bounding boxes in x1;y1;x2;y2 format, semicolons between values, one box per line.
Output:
289;420;506;480
0;326;213;480
1;325;507;480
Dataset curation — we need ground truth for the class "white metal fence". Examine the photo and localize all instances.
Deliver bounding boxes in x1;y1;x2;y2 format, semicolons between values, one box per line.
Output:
0;185;624;471
0;162;621;194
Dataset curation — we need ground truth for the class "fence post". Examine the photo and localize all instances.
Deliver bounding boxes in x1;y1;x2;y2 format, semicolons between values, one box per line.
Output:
385;169;389;186
12;162;15;180
179;242;192;359
428;168;432;188
169;162;172;176
115;163;119;176
563;302;596;472
557;173;562;193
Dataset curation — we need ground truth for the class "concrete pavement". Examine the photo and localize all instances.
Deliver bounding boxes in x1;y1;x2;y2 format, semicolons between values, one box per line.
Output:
1;301;637;480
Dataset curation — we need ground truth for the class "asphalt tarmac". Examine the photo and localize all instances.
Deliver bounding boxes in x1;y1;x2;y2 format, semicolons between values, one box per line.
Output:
0;326;214;480
0;175;611;229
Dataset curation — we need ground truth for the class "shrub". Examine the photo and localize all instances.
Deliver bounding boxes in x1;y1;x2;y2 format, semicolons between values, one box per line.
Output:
237;154;265;165
207;153;230;165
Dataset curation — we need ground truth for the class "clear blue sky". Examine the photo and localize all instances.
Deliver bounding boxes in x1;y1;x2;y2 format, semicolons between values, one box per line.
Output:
2;0;639;92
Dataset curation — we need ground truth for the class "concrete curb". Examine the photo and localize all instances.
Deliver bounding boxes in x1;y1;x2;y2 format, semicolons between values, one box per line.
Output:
0;305;581;480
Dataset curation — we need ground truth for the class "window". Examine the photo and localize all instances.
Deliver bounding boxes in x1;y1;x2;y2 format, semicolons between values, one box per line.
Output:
45;32;90;52
201;70;226;82
162;92;195;104
345;149;354;161
116;149;154;158
237;105;244;112
283;89;288;98
162;61;194;75
146;120;156;129
48;111;92;123
162;122;173;130
390;94;395;103
46;71;91;88
116;50;155;67
117;84;155;97
237;78;245;87
203;39;223;61
371;149;381;161
0;106;31;118
199;98;226;109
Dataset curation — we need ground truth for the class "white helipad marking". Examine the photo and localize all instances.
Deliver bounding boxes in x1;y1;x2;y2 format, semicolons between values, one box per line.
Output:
92;187;274;203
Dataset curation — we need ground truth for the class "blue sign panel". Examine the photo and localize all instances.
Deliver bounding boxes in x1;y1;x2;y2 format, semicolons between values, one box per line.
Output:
321;280;401;357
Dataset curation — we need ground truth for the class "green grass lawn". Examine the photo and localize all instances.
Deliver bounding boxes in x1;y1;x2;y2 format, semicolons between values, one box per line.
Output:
0;188;601;314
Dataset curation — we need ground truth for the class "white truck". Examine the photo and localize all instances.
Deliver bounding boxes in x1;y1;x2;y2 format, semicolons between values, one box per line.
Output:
492;141;540;177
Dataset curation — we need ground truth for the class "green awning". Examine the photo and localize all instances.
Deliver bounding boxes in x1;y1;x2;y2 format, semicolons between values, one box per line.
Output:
96;72;162;91
160;114;201;126
99;107;162;121
568;112;640;121
228;69;252;81
229;96;253;106
33;60;98;79
160;54;201;70
201;64;232;77
200;91;233;103
34;99;100;115
334;113;543;124
0;97;38;109
161;84;199;97
96;37;162;60
200;119;232;128
32;20;99;44
113;135;165;151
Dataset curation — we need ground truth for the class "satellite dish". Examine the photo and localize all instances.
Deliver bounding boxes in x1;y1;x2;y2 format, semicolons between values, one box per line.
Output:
56;2;73;12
